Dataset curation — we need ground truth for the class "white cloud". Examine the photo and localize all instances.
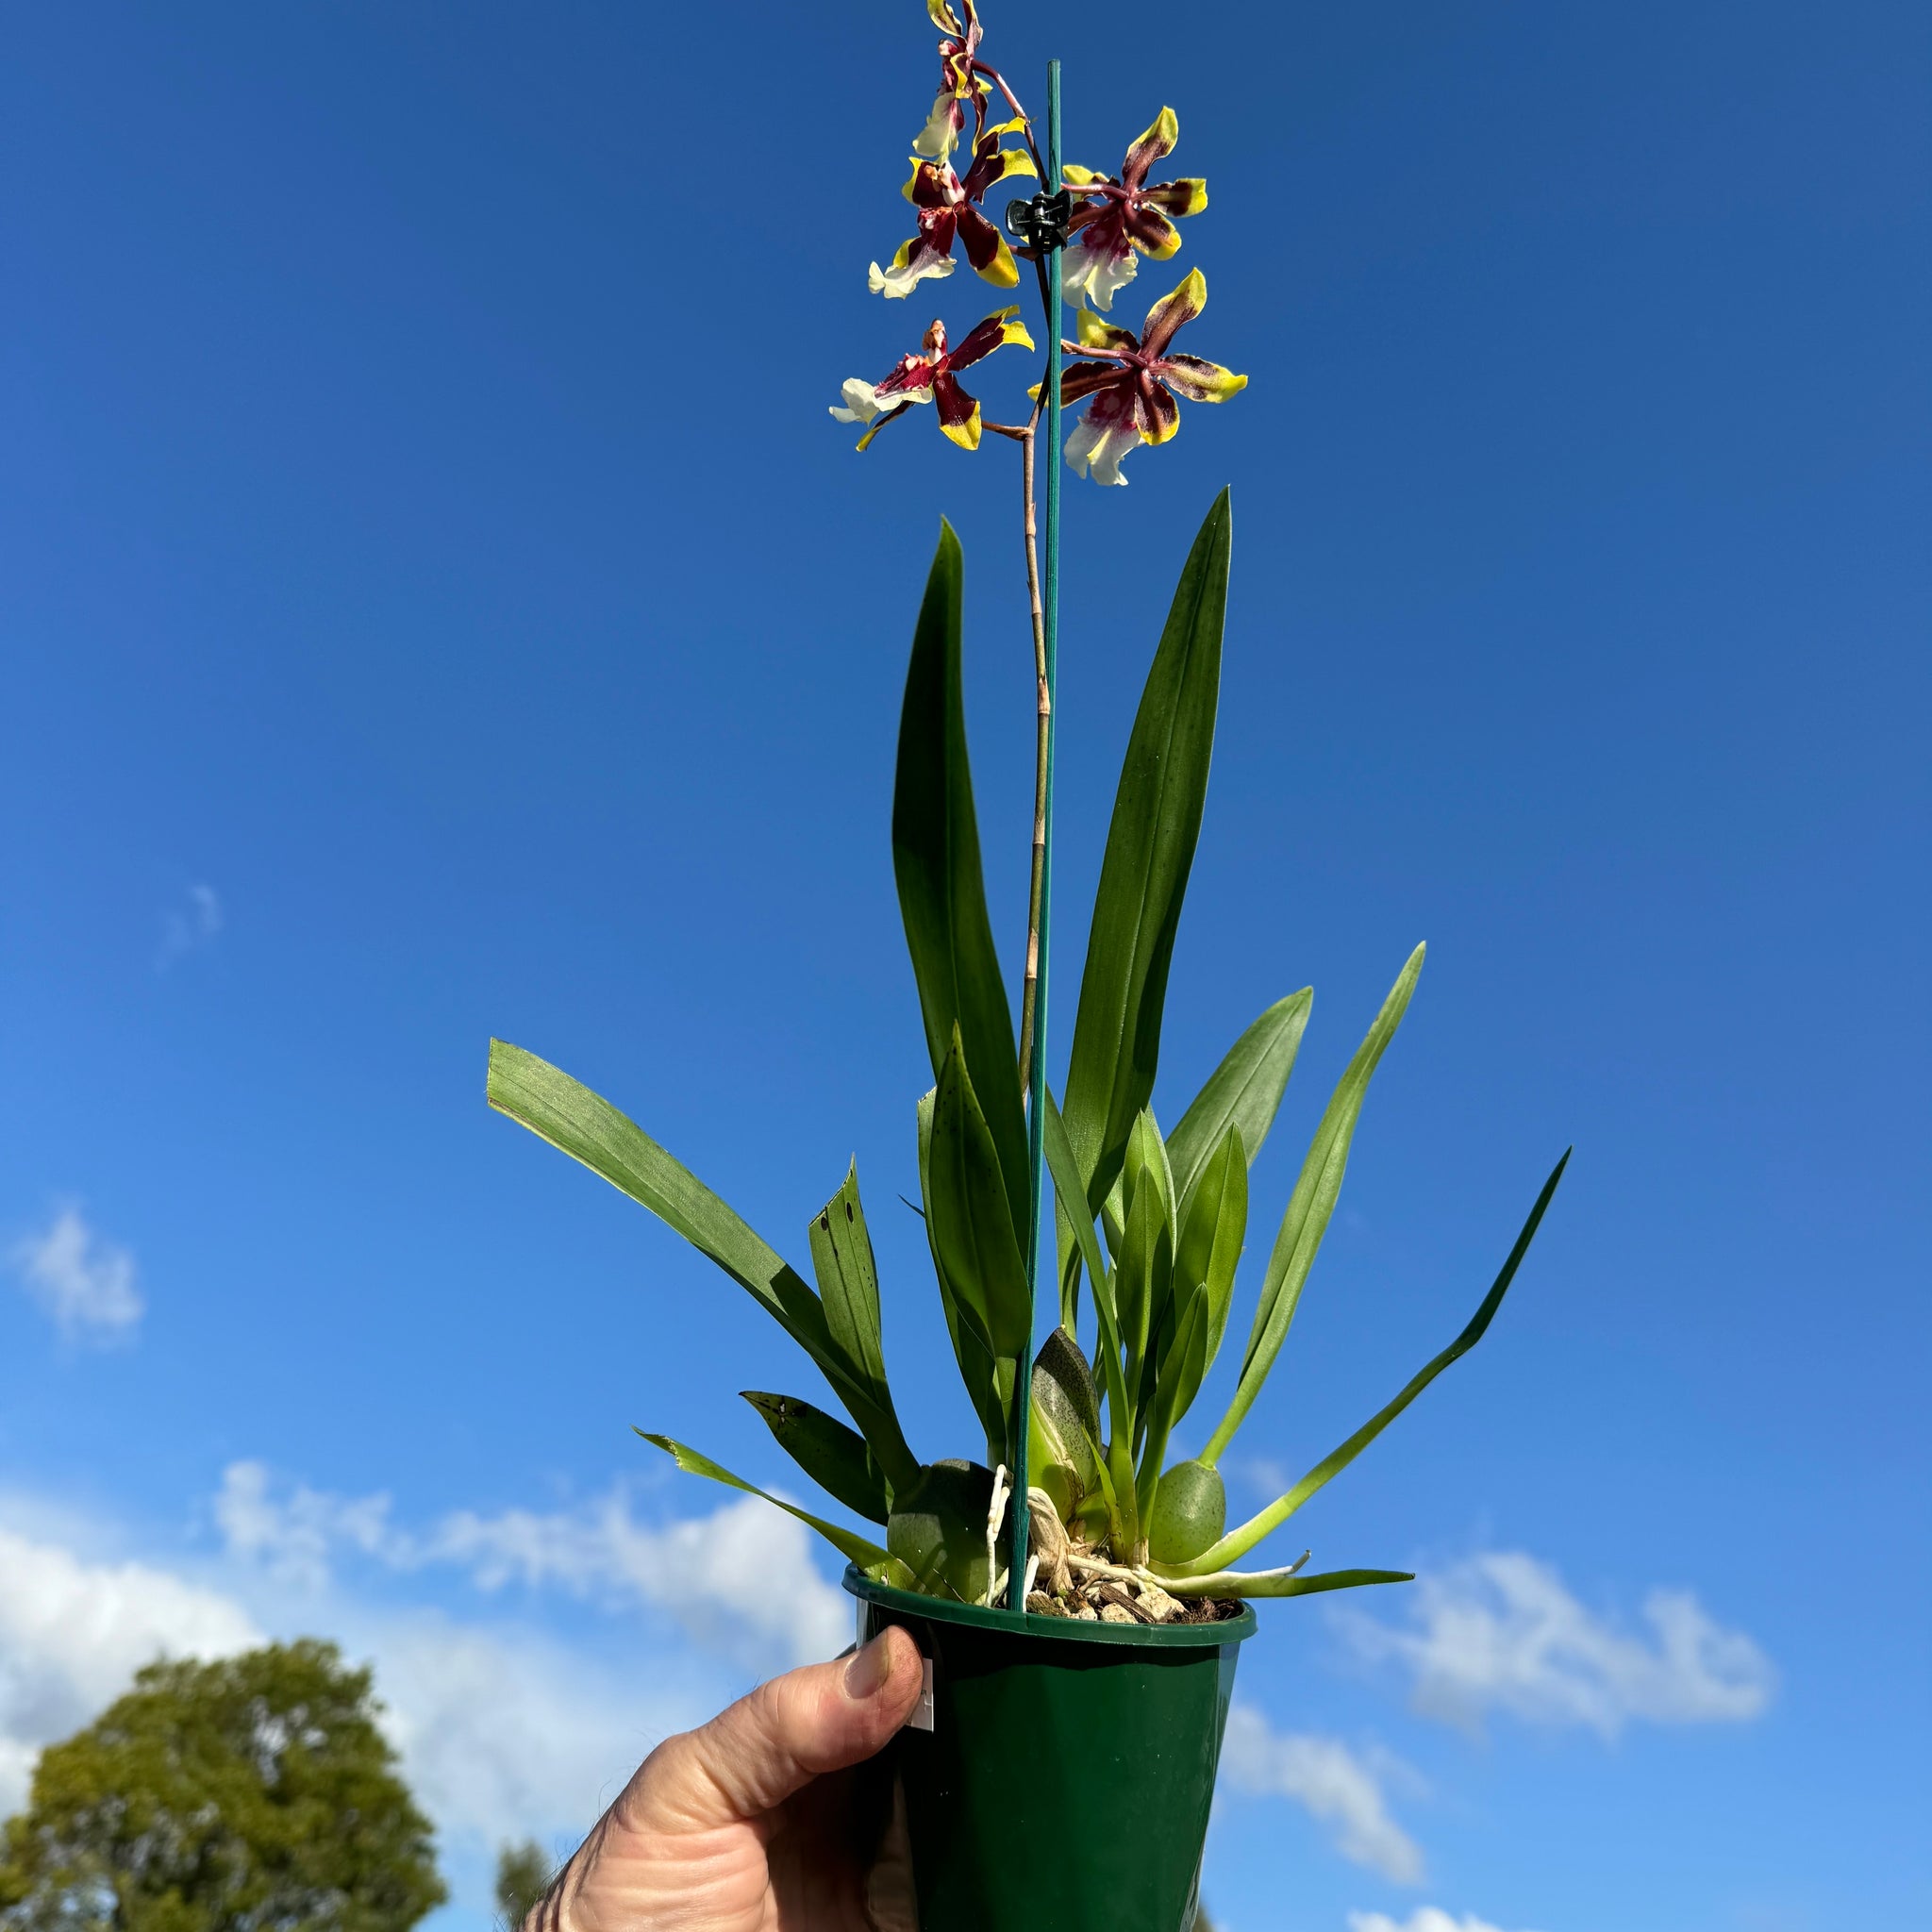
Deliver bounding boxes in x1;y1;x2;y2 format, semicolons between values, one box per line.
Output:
0;1505;716;1857
216;1461;851;1669
158;883;223;968
1338;1551;1774;1739
9;1206;143;1342
1349;1911;1541;1932
1220;1705;1424;1885
0;1524;261;1812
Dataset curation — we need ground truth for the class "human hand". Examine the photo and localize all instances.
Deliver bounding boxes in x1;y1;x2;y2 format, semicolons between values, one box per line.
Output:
530;1624;924;1932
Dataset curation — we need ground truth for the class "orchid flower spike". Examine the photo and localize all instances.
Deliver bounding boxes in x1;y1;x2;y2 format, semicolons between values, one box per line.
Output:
870;117;1037;298
1051;269;1245;485
831;308;1036;452
1060;108;1208;312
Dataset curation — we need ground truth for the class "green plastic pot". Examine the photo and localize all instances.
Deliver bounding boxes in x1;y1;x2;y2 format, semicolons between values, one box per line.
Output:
844;1565;1256;1932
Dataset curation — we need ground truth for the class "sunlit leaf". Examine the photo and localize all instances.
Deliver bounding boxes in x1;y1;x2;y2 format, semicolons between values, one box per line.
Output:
1060;491;1232;1250
1202;944;1426;1461
1173;1150;1571;1576
892;521;1029;1240
742;1391;891;1524
636;1430;893;1572
1166;990;1311;1214
489;1041;918;1481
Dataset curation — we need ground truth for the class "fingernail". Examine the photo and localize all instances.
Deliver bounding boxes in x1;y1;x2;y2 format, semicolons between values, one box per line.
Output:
843;1631;894;1700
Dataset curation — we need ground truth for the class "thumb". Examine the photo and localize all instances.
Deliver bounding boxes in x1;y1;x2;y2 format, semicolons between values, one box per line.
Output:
625;1625;923;1831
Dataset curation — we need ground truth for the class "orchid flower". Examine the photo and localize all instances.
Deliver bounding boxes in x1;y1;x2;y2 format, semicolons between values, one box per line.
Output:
1060;108;1208;312
912;0;987;162
870;118;1037;298
1052;269;1245;486
831;308;1036;452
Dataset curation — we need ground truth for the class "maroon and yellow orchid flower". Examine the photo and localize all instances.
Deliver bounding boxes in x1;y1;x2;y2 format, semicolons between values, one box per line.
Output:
1051;269;1244;485
912;0;988;161
870;117;1036;298
1061;108;1208;313
830;308;1036;453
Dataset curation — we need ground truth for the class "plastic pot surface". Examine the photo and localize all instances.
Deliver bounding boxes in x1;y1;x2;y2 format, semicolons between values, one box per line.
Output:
844;1565;1256;1932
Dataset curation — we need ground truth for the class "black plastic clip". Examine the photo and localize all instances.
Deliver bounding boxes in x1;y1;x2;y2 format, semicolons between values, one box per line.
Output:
1004;188;1074;252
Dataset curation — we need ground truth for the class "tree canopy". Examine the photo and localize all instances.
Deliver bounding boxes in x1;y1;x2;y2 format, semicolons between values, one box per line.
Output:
0;1641;445;1932
491;1843;551;1932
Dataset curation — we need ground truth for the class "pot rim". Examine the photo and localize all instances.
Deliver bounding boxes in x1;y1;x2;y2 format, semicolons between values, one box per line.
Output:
841;1564;1257;1649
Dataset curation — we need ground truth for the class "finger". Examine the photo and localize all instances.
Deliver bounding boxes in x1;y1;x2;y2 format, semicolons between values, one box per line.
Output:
626;1625;923;1832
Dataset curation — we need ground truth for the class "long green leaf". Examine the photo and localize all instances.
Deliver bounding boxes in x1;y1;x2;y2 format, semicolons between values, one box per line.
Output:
892;522;1029;1241
489;1041;918;1482
1174;1123;1247;1381
636;1430;895;1572
919;1086;1006;1462
741;1392;891;1524
1060;490;1233;1242
1202;944;1426;1462
1136;1283;1208;1526
1171;1150;1571;1576
1166;990;1312;1214
806;1164;916;1491
927;1029;1033;1365
1158;1565;1413;1599
1042;1090;1140;1553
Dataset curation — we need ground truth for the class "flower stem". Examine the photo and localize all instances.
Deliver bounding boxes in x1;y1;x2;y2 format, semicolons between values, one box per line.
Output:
1017;412;1049;1092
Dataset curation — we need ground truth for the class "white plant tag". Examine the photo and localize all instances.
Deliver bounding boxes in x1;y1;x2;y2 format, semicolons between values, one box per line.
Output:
908;1658;935;1732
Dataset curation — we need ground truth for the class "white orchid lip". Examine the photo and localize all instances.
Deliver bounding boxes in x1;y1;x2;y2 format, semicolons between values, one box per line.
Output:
829;380;886;425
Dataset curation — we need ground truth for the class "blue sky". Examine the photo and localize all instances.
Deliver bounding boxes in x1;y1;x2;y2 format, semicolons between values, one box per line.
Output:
2;4;1926;1929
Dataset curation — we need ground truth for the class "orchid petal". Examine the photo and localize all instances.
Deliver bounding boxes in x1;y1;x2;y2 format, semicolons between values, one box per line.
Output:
951;305;1034;370
829;379;884;425
957;207;1021;288
913;91;963;160
1143;178;1208;217
1141;267;1207;357
1074;308;1138;352
1158;354;1247;405
1057;360;1127;406
869;242;958;298
1136;375;1181;445
934;373;982;450
1065;407;1140;486
1122;108;1180;185
1124;206;1183;261
1062;241;1140;312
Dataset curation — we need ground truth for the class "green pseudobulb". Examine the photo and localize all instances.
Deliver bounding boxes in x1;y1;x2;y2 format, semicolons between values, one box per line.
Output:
887;1459;995;1602
1147;1459;1226;1565
1027;1326;1104;1530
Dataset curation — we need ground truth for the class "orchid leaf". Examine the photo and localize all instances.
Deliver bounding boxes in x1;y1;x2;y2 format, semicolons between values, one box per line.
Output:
742;1392;891;1524
919;1086;1006;1463
1042;1089;1140;1552
1060;490;1232;1252
1174;1122;1247;1377
1166;989;1312;1215
636;1430;895;1572
1157;1565;1413;1599
488;1041;918;1481
928;1030;1033;1364
892;521;1029;1241
1137;1282;1208;1525
806;1163;917;1491
1203;944;1426;1462
1171;1149;1571;1576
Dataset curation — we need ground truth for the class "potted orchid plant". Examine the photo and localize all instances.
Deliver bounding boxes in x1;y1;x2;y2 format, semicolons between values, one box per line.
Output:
487;8;1568;1927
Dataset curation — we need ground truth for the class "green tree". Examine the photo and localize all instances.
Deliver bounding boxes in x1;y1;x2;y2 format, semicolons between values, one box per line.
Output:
491;1842;551;1932
0;1641;445;1932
